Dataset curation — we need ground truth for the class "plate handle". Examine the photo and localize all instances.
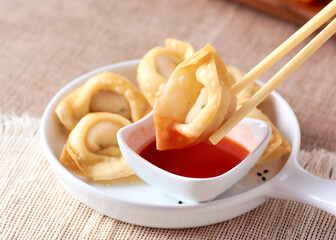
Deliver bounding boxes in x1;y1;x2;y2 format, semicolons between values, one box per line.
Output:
267;160;336;215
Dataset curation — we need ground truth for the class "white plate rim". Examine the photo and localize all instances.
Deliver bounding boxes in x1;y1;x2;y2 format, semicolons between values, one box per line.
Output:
40;60;301;227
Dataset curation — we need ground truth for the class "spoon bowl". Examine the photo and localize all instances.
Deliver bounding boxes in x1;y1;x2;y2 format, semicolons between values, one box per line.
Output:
117;111;272;203
41;60;336;228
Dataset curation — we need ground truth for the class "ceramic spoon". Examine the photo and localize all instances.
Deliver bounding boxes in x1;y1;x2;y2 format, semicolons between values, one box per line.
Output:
117;112;272;203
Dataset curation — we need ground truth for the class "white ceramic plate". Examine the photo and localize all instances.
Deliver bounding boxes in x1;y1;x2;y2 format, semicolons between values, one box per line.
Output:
41;60;336;228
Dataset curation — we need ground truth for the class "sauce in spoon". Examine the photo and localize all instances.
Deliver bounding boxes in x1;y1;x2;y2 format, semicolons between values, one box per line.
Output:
139;137;250;178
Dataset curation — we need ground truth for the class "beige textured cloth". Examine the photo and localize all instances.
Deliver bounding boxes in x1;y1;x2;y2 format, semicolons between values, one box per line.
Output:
1;0;336;152
1;0;336;238
1;113;336;239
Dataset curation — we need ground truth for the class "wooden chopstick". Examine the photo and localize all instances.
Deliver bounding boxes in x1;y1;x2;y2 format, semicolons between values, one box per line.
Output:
209;9;336;145
231;0;336;96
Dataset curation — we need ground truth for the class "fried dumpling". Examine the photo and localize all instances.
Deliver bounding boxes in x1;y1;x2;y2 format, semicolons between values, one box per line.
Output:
55;71;151;132
154;44;236;150
245;108;292;163
137;38;194;106
227;65;261;107
59;112;134;181
227;65;292;163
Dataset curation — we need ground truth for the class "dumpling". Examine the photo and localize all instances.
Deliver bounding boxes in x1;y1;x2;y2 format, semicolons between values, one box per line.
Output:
227;65;292;163
154;44;236;150
55;71;151;132
137;38;194;106
245;108;292;163
59;112;134;181
226;65;261;107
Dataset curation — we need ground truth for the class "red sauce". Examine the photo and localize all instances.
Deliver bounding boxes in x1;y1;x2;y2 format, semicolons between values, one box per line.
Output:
139;137;250;178
154;113;196;151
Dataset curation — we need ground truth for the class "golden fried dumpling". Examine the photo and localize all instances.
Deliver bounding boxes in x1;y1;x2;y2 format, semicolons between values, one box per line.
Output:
55;72;151;132
227;65;291;163
154;44;236;150
137;38;194;106
246;108;292;163
227;65;260;107
60;112;134;181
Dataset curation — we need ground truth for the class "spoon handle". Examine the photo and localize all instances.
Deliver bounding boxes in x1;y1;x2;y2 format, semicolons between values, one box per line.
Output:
267;159;336;216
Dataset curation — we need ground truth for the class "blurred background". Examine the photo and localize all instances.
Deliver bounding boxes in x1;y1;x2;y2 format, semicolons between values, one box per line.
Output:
1;0;335;150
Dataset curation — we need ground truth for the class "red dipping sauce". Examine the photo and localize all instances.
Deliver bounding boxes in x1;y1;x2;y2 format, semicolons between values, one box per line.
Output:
139;137;250;178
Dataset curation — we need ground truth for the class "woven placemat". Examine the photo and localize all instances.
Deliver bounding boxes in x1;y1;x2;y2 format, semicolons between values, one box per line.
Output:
0;113;335;239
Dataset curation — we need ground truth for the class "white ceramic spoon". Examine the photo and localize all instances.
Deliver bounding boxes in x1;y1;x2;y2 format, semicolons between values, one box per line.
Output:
117;111;272;203
41;60;336;228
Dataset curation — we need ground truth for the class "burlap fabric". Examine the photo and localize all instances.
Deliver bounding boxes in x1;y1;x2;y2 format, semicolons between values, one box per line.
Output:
1;113;335;239
1;0;336;238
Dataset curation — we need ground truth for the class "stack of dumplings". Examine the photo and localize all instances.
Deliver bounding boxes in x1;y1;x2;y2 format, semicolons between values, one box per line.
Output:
56;38;292;181
56;72;151;181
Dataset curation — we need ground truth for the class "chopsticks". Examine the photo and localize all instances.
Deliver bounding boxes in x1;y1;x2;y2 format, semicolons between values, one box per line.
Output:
209;0;336;145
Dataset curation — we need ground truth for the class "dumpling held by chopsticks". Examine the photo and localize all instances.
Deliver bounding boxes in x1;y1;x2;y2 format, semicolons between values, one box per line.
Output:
153;44;236;150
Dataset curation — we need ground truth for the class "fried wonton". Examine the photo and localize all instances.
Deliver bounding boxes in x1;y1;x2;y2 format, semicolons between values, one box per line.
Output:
137;38;195;106
55;71;151;132
60;112;134;181
227;65;292;163
154;44;236;150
